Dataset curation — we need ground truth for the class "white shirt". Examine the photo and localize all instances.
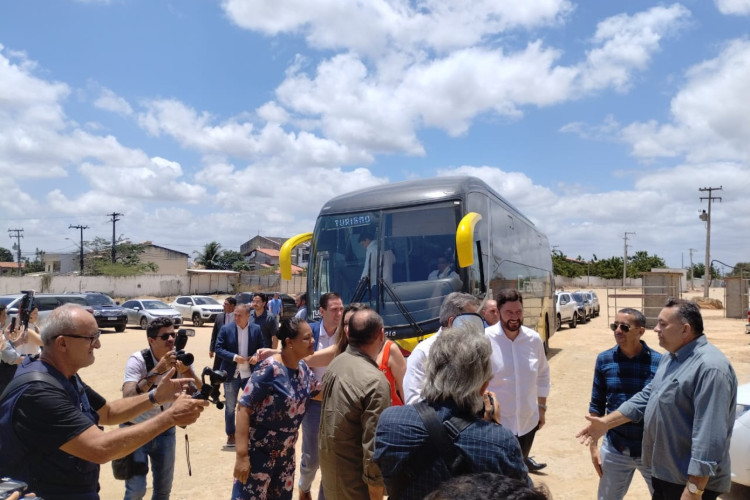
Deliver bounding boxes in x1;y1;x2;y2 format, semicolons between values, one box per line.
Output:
485;323;550;436
123;349;173;423
311;322;336;383
402;328;442;405
236;323;252;379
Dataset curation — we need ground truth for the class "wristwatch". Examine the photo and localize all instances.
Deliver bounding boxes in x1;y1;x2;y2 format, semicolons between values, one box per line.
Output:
686;482;704;495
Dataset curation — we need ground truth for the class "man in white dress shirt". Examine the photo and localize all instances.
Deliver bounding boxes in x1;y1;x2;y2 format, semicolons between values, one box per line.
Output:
485;289;550;473
402;292;480;405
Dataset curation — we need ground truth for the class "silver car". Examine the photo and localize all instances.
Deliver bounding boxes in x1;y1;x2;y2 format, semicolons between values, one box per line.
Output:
121;299;183;329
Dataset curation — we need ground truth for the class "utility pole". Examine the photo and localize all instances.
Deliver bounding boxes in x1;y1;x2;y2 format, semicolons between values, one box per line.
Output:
8;228;23;276
699;186;722;298
688;248;698;291
69;224;89;275
107;212;123;264
622;231;635;286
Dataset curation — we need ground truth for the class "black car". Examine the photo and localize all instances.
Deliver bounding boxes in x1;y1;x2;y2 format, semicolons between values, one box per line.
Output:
235;291;298;321
80;292;129;332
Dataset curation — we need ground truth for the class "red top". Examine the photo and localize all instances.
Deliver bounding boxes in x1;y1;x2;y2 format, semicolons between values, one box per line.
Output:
379;340;403;406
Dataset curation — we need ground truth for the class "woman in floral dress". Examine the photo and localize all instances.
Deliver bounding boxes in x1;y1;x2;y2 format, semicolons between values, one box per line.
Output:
232;317;320;500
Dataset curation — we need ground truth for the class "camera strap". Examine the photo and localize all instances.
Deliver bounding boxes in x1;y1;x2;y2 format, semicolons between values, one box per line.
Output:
184;432;192;476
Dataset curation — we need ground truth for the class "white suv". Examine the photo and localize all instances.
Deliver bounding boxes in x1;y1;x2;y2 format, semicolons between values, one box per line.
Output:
169;295;223;327
555;292;579;330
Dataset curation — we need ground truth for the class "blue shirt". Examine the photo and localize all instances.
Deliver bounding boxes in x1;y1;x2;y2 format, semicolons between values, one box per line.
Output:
618;335;737;492
589;341;661;457
374;400;529;499
268;298;282;316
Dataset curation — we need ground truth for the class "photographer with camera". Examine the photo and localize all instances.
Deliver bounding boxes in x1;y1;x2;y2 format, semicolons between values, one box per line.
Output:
120;317;202;500
0;304;208;500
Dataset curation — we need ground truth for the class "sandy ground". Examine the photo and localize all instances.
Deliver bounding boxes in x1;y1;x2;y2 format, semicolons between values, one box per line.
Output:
86;288;750;499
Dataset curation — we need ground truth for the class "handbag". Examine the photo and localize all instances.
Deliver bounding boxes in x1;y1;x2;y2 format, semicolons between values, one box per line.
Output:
111;422;149;480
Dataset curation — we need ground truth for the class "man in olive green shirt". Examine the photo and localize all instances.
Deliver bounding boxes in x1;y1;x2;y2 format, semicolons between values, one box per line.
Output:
319;309;391;500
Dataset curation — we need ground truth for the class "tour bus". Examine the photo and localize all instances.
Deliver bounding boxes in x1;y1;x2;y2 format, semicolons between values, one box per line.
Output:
280;176;555;354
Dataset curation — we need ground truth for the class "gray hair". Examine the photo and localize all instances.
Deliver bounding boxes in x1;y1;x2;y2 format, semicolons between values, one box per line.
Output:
422;323;492;414
439;292;480;327
40;303;87;346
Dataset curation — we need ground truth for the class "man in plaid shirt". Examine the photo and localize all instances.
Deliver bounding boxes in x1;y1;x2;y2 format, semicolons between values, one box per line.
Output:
588;307;661;500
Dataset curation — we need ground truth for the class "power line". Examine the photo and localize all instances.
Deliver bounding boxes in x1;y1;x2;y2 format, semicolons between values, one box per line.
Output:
7;228;24;276
699;186;722;298
69;224;89;275
107;212;123;264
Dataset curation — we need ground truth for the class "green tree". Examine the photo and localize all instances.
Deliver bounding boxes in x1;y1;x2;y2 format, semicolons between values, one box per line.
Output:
0;247;13;262
627;251;666;277
217;249;247;271
84;237;158;275
728;262;750;278
591;256;623;279
23;249;46;274
194;241;223;269
690;263;719;280
552;252;584;278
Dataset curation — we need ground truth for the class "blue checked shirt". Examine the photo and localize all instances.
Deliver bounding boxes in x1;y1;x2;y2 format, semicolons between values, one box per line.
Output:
374;399;529;500
589;341;661;457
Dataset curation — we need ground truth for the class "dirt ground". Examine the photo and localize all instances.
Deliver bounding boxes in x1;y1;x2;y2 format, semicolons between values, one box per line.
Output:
88;288;749;499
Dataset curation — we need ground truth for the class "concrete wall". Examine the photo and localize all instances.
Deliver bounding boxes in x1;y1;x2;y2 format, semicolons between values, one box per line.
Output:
554;276;643;289
0;274;188;298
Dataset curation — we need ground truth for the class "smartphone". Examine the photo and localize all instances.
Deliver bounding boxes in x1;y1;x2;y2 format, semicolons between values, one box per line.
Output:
8;317;16;333
0;477;28;499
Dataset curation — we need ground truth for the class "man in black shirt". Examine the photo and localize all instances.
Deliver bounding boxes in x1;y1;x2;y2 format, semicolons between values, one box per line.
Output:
0;304;208;500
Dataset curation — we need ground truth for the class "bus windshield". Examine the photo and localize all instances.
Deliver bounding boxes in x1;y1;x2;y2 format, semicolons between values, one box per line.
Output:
310;201;464;332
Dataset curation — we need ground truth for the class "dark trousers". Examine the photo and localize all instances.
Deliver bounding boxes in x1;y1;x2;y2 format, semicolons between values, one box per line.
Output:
651;477;719;500
516;424;539;459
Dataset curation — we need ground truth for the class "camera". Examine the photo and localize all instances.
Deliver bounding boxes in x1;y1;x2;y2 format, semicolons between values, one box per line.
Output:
0;477;30;500
174;328;195;366
192;367;227;409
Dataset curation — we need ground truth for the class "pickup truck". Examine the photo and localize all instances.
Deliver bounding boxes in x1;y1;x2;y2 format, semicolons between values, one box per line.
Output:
555;291;579;330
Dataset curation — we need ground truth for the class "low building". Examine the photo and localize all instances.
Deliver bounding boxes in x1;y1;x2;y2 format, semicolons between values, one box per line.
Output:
0;261;25;276
139;242;189;275
43;253;78;274
240;234;309;269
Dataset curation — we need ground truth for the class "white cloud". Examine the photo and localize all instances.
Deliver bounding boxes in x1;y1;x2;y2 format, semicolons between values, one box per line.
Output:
621;38;750;163
222;0;573;56
716;0;750;15
94;87;133;116
578;4;690;92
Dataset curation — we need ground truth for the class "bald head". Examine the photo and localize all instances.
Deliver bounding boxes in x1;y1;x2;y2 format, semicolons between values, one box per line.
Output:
41;303;97;347
347;309;384;348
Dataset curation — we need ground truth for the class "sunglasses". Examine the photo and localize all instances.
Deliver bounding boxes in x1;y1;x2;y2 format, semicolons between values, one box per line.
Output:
57;331;102;346
151;332;176;341
452;312;486;331
610;322;632;333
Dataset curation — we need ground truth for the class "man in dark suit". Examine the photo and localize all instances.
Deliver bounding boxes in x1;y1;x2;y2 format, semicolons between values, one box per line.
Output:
214;303;263;448
209;296;236;371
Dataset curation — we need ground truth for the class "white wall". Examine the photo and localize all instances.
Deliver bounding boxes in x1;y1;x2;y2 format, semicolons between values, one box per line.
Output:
0;274;190;298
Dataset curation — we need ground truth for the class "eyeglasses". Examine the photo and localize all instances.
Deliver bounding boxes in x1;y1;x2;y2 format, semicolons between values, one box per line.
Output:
151;332;176;341
58;331;101;346
451;312;486;332
610;322;632;333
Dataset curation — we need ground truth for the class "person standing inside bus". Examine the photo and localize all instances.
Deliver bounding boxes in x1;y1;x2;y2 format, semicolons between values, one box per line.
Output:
485;289;550;473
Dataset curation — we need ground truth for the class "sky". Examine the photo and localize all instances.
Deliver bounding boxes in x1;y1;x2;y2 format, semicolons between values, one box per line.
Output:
1;0;749;273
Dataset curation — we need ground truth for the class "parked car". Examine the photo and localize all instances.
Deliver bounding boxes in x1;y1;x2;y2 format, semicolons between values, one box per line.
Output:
0;293;91;325
79;292;129;332
730;383;750;487
235;291;299;321
554;291;579;330
121;299;183;329
169;295;223;326
571;292;592;322
576;290;601;317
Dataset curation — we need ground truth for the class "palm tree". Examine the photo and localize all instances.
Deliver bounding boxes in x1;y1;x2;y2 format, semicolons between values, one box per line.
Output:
194;241;223;269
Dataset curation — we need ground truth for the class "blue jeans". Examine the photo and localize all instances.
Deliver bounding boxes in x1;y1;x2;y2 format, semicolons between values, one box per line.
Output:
298;400;325;499
223;377;248;437
124;427;176;500
598;435;653;500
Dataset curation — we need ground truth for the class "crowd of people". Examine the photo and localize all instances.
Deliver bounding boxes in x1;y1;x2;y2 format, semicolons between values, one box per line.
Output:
0;289;740;500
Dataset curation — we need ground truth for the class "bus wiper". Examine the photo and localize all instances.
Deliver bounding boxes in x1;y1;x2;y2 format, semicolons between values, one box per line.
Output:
351;276;370;303
379;278;424;337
